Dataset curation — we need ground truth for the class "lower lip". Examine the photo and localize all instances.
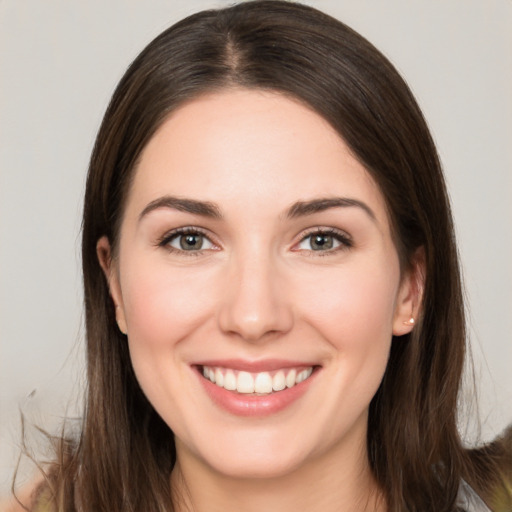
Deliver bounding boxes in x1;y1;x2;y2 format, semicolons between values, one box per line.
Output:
196;367;318;417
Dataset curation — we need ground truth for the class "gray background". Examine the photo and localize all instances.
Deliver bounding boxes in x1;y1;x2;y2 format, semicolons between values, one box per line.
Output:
1;0;511;494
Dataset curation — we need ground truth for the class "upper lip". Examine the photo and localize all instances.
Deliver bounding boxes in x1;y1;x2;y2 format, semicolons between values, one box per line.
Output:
193;358;319;373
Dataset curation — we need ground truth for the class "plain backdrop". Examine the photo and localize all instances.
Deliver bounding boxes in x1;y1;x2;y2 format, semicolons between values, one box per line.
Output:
1;0;511;494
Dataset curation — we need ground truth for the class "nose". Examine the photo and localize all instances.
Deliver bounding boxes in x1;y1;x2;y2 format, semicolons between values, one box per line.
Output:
217;251;294;342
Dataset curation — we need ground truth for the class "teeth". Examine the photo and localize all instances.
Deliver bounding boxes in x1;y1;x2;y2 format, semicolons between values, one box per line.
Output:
272;370;286;391
254;372;273;394
237;371;254;394
214;368;224;387
286;369;296;388
224;370;237;391
202;365;314;395
296;369;309;383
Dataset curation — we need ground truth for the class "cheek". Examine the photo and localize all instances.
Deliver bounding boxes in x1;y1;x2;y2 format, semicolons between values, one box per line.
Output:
119;258;221;424
299;259;400;419
122;259;217;346
119;257;220;398
293;255;400;403
298;260;399;341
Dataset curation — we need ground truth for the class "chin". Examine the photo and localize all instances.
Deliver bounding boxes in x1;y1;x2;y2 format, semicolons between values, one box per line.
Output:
181;424;326;481
205;450;308;480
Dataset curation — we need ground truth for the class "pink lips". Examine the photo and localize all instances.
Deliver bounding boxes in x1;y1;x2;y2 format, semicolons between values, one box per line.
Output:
194;359;319;417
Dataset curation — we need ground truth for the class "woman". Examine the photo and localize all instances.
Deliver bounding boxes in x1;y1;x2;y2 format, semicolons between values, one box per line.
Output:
7;1;510;511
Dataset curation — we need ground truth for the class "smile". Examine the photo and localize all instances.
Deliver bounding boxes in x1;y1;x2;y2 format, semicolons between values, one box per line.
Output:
201;365;314;395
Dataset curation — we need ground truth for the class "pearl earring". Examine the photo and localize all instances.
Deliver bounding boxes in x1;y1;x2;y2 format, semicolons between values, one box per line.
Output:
403;317;415;326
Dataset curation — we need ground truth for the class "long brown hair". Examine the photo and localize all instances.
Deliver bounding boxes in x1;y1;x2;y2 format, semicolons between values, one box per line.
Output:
28;1;504;510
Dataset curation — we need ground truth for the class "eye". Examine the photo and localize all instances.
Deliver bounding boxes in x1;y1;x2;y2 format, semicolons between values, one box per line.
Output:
296;229;352;252
161;229;215;253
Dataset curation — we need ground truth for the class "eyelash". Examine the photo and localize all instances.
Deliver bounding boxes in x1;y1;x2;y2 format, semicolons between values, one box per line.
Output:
294;227;353;256
156;226;353;256
157;227;217;256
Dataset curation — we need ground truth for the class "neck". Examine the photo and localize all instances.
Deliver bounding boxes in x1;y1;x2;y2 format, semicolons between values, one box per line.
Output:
170;432;386;512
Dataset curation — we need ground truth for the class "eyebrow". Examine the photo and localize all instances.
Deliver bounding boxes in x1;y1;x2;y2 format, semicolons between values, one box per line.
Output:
286;197;376;221
139;196;223;221
138;195;375;223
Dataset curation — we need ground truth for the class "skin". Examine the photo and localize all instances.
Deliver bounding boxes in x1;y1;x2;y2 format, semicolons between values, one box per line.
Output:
98;89;423;512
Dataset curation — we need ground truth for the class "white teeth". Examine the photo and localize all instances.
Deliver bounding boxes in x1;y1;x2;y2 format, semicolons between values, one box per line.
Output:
272;370;286;391
224;370;237;391
296;369;307;383
286;369;296;388
214;368;224;387
296;368;313;383
237;371;255;393
202;365;314;394
254;372;273;394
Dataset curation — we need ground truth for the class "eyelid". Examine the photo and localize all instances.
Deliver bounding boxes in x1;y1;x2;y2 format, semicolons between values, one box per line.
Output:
292;226;353;253
156;226;220;254
155;225;352;255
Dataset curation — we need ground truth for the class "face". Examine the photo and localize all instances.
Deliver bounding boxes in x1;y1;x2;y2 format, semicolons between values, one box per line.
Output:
98;89;418;480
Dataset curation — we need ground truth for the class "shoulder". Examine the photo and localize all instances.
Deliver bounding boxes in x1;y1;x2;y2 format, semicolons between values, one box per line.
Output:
456;479;493;512
465;425;512;511
0;479;52;512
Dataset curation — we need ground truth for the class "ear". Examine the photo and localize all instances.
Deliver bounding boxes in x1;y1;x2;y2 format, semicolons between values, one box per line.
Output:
392;247;425;336
96;236;127;335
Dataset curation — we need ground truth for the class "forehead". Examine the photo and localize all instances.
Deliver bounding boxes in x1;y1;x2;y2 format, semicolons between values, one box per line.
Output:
127;88;389;225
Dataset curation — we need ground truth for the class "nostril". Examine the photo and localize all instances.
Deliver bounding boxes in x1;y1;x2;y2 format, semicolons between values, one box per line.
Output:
217;296;293;342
